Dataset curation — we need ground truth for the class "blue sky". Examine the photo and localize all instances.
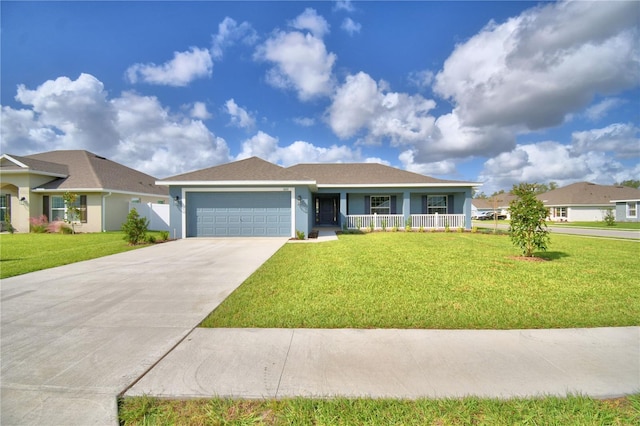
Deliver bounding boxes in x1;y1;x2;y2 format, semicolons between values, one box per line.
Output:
2;0;638;194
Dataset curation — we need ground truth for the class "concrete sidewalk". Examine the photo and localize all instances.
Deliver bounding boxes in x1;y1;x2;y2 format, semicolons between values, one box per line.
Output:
126;326;639;400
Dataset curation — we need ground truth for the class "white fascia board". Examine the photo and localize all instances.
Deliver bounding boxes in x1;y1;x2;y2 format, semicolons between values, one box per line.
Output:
156;179;315;186
317;182;479;189
0;169;68;179
31;188;169;198
610;199;640;203
1;154;28;168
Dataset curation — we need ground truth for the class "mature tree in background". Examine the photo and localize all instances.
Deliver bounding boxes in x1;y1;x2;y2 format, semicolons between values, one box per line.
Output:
509;183;550;257
615;179;640;189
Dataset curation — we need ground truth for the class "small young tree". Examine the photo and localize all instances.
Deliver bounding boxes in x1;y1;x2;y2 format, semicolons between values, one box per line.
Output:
509;183;550;257
603;209;616;226
62;191;80;233
121;208;149;245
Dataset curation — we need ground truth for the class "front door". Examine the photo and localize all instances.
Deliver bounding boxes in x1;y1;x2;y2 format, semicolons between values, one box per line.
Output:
317;196;338;225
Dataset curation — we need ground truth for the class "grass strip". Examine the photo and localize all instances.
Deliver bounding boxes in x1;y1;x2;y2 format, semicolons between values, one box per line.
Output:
0;232;166;279
119;394;640;425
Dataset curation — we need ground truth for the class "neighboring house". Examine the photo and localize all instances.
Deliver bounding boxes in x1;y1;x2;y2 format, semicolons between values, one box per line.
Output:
156;156;479;239
0;150;169;233
471;193;517;219
537;182;640;222
610;198;639;222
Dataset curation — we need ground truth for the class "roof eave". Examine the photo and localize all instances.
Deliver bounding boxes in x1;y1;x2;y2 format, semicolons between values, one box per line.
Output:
156;180;317;186
317;182;479;188
0;169;68;179
31;188;169;197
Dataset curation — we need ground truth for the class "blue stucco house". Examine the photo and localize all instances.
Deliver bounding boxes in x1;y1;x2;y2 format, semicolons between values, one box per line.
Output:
156;157;479;238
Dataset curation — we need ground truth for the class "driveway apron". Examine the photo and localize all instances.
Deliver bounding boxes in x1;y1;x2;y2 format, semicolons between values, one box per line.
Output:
0;238;287;426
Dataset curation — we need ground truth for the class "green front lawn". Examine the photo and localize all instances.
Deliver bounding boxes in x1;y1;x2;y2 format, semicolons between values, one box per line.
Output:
120;395;639;425
0;232;164;279
202;233;640;329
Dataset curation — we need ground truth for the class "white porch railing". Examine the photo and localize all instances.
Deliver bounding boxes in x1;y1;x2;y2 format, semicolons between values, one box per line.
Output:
346;214;465;230
347;214;404;230
410;214;465;229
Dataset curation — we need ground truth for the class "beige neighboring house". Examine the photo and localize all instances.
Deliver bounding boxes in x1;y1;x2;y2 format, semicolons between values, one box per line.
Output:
0;150;169;233
537;182;640;222
471;193;517;219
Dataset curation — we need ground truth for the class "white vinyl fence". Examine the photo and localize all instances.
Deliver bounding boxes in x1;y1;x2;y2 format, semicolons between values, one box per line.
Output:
128;202;170;231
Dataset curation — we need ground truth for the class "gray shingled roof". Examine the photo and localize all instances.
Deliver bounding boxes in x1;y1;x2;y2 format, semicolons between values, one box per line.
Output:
287;163;469;185
537;182;640;205
1;154;69;176
160;157;314;182
15;150;167;196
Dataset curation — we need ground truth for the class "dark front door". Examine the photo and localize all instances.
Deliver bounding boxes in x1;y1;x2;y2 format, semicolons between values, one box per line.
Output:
317;197;338;225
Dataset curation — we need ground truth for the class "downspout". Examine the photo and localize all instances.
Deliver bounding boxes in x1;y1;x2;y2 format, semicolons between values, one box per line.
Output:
102;192;112;232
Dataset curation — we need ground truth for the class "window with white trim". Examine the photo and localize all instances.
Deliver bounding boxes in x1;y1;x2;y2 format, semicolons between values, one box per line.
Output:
627;202;637;218
51;196;66;221
427;195;447;214
370;196;390;215
553;207;567;218
0;194;9;223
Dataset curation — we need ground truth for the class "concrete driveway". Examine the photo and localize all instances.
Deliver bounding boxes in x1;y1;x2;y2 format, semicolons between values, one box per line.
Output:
0;238;288;425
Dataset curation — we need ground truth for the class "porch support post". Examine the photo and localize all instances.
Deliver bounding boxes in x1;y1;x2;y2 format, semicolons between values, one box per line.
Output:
464;189;472;229
339;191;347;228
403;191;410;226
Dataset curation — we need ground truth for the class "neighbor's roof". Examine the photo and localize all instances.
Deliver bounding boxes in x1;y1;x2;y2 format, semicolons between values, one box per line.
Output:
158;156;314;184
537;182;640;206
288;163;475;186
1;153;69;177
3;150;167;196
471;193;518;209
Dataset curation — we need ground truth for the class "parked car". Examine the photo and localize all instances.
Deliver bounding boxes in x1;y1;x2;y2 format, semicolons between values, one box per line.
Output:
477;211;507;220
472;211;492;220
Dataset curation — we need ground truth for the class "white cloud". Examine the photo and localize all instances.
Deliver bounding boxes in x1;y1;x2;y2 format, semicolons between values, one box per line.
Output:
290;8;330;38
211;17;258;60
399;149;457;176
293;117;316;127
478;140;636;194
224;98;255;129
433;0;639;131
237;131;363;166
190;102;212;120
125;47;213;87
584;98;624;121
11;73;119;154
256;13;336;100
334;0;355;13
408;70;434;91
571;123;639;158
327;72;437;146
1;73;230;178
341;18;361;36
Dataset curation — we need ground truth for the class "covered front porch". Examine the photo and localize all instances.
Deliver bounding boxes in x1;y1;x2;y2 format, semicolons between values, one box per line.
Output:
310;188;473;231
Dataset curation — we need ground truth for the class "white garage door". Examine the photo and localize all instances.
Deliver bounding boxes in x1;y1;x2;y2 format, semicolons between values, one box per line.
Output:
186;192;291;237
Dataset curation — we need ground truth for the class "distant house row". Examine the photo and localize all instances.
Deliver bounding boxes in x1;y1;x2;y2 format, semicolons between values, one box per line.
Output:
472;182;640;223
1;150;638;237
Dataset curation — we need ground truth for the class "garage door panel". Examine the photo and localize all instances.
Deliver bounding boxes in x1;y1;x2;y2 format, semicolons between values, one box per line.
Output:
187;192;291;237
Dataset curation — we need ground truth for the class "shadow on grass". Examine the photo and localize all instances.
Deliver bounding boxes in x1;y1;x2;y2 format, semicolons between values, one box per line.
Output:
537;251;570;261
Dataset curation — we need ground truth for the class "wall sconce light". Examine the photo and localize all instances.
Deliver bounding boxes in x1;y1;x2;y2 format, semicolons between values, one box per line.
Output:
19;197;26;205
297;195;302;205
174;195;180;206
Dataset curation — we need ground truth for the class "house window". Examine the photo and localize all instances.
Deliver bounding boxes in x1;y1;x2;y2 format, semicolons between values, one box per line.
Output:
0;194;9;223
51;196;66;221
370;196;390;215
553;207;567;218
627;202;637;218
427;195;447;214
50;195;87;223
